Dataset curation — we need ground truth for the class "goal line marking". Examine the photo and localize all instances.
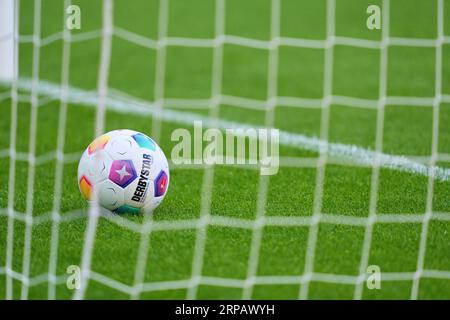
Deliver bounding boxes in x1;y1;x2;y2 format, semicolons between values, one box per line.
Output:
3;77;450;182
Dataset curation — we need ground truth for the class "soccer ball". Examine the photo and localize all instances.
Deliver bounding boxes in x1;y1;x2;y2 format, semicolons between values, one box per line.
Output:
77;129;169;214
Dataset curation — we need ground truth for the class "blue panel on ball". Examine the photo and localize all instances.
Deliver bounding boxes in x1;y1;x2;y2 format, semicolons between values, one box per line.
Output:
154;170;168;197
132;133;156;151
114;204;141;214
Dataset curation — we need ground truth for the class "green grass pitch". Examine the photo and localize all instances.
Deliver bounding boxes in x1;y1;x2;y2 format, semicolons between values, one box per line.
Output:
1;0;450;299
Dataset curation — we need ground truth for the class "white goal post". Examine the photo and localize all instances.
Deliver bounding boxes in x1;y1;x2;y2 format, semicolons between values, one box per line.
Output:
0;0;15;81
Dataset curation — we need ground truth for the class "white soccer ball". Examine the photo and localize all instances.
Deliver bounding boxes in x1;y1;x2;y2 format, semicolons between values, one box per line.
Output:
77;129;169;214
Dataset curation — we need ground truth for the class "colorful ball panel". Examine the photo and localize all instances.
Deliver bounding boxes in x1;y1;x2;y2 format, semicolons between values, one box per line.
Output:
88;134;111;155
109;159;137;188
154;170;168;197
79;175;93;200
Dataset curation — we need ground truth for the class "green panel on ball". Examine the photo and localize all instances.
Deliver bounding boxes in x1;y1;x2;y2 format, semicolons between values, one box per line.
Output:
114;204;141;214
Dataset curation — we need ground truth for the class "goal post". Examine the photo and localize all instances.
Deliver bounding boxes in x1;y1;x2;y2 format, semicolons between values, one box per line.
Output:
0;0;15;82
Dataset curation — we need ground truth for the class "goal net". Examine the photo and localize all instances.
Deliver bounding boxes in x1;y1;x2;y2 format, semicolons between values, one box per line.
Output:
0;0;449;300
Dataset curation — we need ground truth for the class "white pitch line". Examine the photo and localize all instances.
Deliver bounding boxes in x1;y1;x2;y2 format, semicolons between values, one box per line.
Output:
4;77;450;182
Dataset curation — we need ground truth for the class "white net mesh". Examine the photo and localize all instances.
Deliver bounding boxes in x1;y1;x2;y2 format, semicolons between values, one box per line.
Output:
0;0;449;300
